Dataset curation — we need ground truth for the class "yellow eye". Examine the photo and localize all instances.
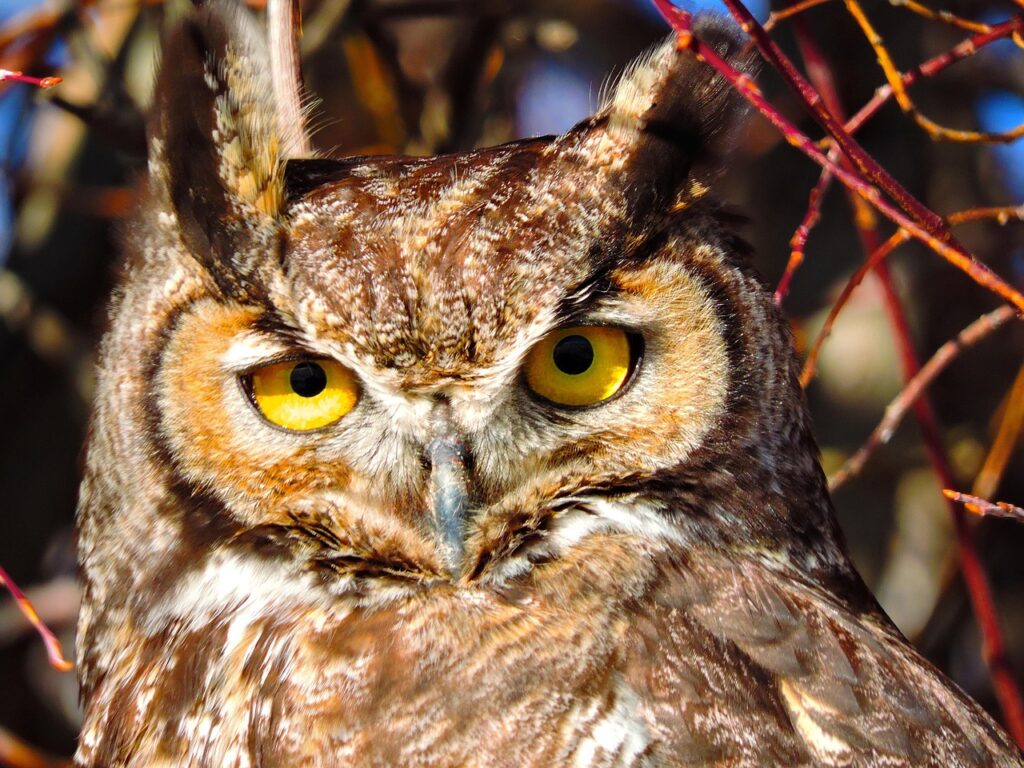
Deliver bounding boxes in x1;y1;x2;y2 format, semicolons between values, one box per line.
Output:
524;326;633;406
249;359;358;431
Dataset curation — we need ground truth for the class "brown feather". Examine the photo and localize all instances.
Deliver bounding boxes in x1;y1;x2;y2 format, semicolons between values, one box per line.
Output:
75;4;1024;767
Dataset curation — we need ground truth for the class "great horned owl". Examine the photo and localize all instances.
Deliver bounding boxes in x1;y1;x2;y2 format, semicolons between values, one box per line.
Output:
74;2;1023;766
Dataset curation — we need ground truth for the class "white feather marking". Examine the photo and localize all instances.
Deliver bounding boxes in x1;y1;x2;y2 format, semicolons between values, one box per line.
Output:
780;679;852;763
572;677;652;767
145;550;334;635
484;497;686;585
220;333;292;372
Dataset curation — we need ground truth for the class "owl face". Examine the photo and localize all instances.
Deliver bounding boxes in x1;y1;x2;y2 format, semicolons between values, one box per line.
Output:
156;146;732;581
81;4;839;618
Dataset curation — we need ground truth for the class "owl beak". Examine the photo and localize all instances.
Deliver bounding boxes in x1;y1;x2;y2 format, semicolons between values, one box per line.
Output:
425;403;469;579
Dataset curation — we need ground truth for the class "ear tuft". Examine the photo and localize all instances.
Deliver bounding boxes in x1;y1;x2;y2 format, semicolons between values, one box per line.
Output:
603;16;753;179
149;1;290;297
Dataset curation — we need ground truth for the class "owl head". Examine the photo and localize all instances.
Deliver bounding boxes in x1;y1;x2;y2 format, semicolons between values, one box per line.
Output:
77;0;852;689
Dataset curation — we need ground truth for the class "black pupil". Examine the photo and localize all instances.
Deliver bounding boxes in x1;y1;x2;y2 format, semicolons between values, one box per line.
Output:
552;335;594;376
290;362;328;397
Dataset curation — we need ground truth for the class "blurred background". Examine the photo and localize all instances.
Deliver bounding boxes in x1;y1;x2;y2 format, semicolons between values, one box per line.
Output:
0;0;1022;760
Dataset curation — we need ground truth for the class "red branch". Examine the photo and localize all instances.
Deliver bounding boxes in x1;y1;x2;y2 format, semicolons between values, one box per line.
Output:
799;229;906;387
0;68;60;88
872;267;1024;746
721;0;947;231
774;148;837;305
799;206;1021;387
717;0;1024;311
649;0;1024;313
776;16;1024;303
0;564;72;672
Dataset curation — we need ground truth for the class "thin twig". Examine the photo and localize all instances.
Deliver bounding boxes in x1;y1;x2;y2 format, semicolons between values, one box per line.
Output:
0;564;72;672
831;297;1024;747
974;365;1024;500
874;268;1024;746
888;0;992;34
651;0;1024;314
719;0;946;232
0;577;80;646
763;0;832;33
778;18;1024;298
844;17;1024;138
944;491;1024;523
775;149;838;305
800;230;907;387
830;306;1017;490
0;69;61;88
845;0;1024;143
800;206;1024;386
714;0;1024;313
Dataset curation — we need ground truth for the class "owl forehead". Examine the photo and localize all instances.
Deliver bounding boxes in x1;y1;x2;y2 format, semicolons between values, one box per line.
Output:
281;133;630;378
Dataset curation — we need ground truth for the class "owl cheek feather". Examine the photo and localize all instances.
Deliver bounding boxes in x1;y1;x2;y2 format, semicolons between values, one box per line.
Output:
149;2;292;302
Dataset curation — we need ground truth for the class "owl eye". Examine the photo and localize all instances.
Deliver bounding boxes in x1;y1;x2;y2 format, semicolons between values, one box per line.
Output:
247;359;359;431
524;326;635;406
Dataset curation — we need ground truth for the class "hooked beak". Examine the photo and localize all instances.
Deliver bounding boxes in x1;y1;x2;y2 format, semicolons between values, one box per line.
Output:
425;403;469;579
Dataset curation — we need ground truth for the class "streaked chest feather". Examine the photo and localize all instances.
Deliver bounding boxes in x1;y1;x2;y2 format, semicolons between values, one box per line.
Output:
79;531;666;767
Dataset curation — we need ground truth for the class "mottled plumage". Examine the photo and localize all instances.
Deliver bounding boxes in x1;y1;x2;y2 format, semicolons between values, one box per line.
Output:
75;3;1024;766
